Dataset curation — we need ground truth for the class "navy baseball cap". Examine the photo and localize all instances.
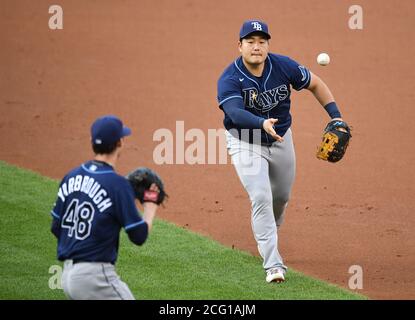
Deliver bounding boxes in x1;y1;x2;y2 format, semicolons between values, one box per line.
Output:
91;115;131;146
239;20;271;40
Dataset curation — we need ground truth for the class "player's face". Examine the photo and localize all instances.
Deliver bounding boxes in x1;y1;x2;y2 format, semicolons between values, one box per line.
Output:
239;35;269;66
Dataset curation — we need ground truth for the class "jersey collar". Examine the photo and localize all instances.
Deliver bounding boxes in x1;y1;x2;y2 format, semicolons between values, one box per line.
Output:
235;56;272;90
81;160;115;174
91;160;114;169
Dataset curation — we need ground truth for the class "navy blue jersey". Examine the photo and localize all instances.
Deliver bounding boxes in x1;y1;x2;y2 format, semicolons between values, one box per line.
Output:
217;53;311;144
50;160;146;264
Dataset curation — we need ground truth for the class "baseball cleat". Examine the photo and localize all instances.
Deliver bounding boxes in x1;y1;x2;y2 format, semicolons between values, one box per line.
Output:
266;268;285;283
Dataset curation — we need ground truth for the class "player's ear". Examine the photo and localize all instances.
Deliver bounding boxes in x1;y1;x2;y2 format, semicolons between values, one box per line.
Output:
238;40;242;52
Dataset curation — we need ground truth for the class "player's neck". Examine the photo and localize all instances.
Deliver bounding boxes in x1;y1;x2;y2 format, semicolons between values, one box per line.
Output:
242;60;265;77
94;153;118;168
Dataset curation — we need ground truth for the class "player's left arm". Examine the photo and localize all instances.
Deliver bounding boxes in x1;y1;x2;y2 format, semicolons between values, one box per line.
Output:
51;218;61;239
50;180;66;239
50;201;62;239
307;72;343;121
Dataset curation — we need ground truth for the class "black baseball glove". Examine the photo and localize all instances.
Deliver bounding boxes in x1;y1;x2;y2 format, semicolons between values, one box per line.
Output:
316;120;352;163
126;167;167;205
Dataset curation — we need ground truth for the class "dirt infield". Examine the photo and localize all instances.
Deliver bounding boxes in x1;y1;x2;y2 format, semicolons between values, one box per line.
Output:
1;0;414;299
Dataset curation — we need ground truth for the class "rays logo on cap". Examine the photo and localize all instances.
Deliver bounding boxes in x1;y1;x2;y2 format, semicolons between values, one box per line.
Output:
251;22;263;31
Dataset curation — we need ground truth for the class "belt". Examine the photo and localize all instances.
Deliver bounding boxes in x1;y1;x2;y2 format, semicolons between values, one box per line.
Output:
72;260;114;265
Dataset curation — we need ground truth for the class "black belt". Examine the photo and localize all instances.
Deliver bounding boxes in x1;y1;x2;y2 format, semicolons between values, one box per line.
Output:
72;260;114;265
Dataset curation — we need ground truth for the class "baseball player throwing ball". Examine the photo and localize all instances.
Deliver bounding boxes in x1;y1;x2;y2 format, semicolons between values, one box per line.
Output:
50;115;165;299
217;20;350;283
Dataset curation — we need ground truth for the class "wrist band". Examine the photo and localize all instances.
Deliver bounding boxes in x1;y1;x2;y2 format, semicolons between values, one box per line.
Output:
324;102;342;119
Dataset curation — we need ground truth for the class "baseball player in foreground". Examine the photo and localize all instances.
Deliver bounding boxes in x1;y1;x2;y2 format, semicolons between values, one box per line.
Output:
217;20;348;283
50;115;161;299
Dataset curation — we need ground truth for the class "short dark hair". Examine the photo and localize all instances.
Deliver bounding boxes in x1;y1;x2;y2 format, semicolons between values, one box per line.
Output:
92;140;119;155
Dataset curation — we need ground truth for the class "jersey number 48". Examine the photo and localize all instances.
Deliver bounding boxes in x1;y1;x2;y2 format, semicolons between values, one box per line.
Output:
61;199;95;240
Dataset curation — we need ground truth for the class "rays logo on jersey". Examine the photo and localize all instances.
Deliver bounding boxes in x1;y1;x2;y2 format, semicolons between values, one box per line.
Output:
242;85;289;113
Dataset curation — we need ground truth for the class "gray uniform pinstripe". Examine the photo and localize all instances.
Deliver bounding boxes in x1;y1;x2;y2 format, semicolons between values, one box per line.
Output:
225;128;295;271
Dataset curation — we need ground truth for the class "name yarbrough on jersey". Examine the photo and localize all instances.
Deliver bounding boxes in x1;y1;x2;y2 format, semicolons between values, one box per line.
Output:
57;174;113;213
242;84;289;113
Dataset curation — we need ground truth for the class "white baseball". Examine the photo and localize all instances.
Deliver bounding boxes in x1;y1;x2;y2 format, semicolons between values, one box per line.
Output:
317;53;330;66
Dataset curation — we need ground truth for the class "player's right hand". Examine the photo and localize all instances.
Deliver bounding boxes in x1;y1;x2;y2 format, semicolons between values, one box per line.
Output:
263;118;284;142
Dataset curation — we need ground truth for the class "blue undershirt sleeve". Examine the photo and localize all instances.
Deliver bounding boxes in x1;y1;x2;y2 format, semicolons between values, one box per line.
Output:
222;98;265;129
51;219;61;239
114;179;149;246
126;222;148;245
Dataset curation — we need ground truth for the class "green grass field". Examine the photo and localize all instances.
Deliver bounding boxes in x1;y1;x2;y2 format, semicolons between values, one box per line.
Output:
0;161;366;300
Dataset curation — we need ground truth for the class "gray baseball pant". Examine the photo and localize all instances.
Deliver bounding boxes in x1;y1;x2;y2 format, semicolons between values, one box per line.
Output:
225;128;296;271
61;260;135;300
